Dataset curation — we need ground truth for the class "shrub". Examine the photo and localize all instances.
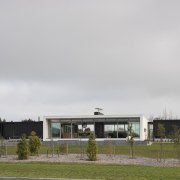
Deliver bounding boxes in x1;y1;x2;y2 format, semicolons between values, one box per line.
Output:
17;134;29;160
29;131;41;155
86;132;97;161
0;136;6;157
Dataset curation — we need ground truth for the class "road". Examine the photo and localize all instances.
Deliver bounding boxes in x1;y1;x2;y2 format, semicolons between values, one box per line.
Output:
0;178;91;180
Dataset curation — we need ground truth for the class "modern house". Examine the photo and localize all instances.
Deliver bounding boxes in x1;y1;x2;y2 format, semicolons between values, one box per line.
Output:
43;113;148;141
1;115;179;142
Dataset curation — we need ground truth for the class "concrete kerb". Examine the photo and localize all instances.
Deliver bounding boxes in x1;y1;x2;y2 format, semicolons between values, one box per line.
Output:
0;177;95;180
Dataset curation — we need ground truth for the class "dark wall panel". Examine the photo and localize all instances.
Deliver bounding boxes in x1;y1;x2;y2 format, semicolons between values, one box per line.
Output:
0;121;43;139
153;120;180;138
95;122;104;138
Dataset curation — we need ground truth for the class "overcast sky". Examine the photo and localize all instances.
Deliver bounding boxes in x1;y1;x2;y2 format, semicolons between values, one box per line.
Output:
0;0;180;121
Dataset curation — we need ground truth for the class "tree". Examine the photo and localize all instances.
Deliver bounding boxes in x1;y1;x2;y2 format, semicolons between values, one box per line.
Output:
29;131;41;155
157;123;165;161
0;118;6;122
127;123;134;159
16;134;29;160
86;132;97;161
172;125;180;162
22;118;34;122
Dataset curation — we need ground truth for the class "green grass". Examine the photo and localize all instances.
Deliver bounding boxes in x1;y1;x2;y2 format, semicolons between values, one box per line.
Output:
2;143;180;179
6;143;178;159
0;162;179;180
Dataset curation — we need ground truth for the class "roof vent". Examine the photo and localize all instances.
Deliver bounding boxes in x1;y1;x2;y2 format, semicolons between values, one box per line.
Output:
94;108;104;115
94;112;104;115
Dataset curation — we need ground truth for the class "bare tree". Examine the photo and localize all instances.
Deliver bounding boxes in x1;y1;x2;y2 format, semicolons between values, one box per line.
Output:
157;123;165;162
172;125;180;162
148;114;154;122
127;123;134;159
162;108;167;120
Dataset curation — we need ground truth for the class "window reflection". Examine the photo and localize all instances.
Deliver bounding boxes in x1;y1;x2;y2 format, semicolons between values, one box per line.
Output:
130;122;140;137
104;123;128;138
49;118;141;139
51;122;60;138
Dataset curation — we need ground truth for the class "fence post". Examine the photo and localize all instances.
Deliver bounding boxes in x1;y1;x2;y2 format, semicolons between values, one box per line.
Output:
57;150;59;157
66;144;68;155
47;150;48;158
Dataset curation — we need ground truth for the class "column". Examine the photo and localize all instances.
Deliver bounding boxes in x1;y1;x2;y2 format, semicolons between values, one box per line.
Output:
117;121;118;138
60;120;61;139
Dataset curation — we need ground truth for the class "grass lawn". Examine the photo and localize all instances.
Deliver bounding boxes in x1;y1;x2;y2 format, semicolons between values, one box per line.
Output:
0;162;179;180
6;143;178;159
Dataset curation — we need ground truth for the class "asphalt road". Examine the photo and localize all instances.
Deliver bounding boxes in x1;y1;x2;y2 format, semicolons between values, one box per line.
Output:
0;178;90;180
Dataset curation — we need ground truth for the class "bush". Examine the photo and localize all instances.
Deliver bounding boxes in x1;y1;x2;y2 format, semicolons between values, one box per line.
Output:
29;131;41;155
16;134;29;160
86;132;97;161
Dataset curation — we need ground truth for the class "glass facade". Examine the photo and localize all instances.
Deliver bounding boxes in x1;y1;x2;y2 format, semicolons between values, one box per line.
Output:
130;122;140;138
48;117;141;139
104;123;128;138
78;124;94;138
62;124;71;138
61;124;78;138
104;124;115;137
51;122;60;138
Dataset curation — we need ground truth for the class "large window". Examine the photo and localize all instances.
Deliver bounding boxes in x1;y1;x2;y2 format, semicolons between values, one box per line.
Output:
104;123;128;138
131;122;140;138
61;124;77;138
104;124;115;138
78;123;94;138
49;118;141;139
51;122;60;138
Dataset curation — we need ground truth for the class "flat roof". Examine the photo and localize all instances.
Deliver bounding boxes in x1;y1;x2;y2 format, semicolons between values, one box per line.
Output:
44;114;144;120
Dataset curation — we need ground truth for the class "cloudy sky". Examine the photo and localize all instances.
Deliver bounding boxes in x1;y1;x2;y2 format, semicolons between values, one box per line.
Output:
0;0;180;121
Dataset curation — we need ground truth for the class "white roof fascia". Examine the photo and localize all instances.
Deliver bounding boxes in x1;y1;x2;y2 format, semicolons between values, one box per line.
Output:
44;114;144;120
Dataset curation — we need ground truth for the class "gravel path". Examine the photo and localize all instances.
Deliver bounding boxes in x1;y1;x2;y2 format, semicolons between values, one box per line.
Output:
0;154;179;167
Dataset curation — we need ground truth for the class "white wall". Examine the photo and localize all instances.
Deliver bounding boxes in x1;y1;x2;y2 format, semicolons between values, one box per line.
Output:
140;116;148;141
43;117;49;141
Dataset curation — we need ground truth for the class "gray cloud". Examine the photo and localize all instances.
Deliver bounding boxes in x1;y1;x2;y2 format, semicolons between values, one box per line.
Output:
0;0;180;120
